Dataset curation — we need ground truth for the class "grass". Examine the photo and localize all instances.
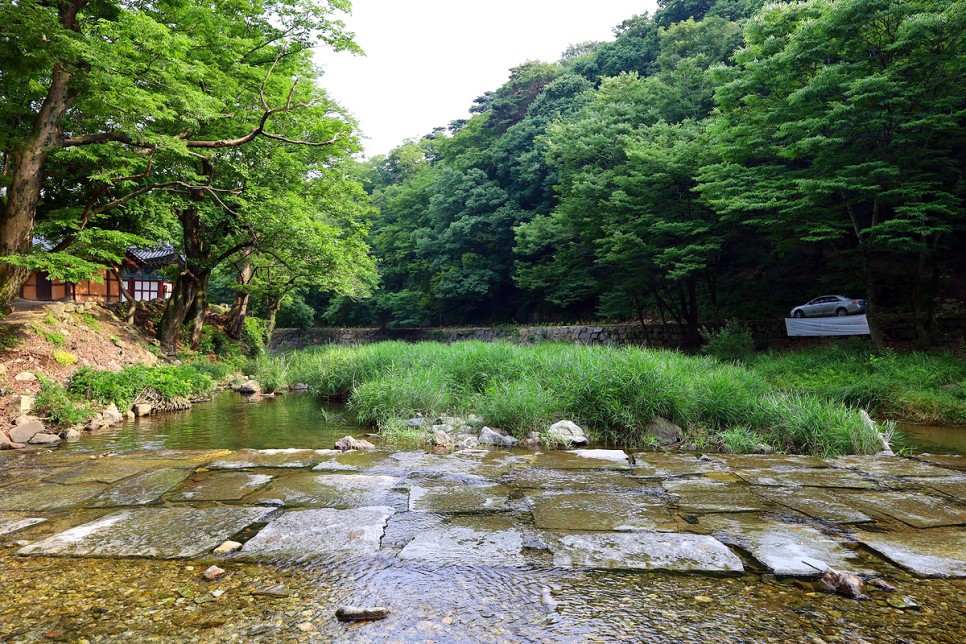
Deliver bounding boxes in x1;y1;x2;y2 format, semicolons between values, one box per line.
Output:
67;363;218;409
253;341;899;456
749;346;965;425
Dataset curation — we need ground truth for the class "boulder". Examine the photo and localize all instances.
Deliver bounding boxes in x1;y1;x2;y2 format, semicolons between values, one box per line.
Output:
62;428;82;441
102;404;123;425
455;435;480;450
18;395;35;414
10;419;46;444
334;435;376;452
0;433;26;450
431;429;455;448
14;371;37;383
29;432;62;445
236;380;261;395
132;403;153;417
478;426;518;448
645;417;684;446
405;417;429;428
455;424;477;436
546;420;588;447
520;432;542;448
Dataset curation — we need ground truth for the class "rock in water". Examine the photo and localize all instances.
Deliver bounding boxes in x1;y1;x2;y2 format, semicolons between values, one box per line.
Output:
236;380;261;394
334;435;376;452
645;416;684;446
546;420;588;446
335;606;390;622
203;565;227;581
821;567;868;599
213;540;243;555
10;419;46;444
478;427;518;447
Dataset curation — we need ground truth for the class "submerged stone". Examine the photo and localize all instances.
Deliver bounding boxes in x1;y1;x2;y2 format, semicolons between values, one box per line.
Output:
831;456;960;479
755;487;873;524
44;460;156;485
913;454;966;471
715;454;827;470
904;477;966;502
543;531;743;573
173;472;274;501
312;449;391;472
836;490;966;528
530;491;675;531
505;468;647;493
18;507;274;558
0;483;107;512
365;450;523;480
663;478;771;514
240;506;394;560
735;468;878;489
0;513;46;536
399;515;525;566
409;483;510;513
700;514;878;576
244;473;399;508
209;449;329;470
852;528;966;577
531;450;630;470
90;468;191;507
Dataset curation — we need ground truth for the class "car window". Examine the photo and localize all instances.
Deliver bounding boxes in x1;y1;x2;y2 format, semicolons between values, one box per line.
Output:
808;298;823;305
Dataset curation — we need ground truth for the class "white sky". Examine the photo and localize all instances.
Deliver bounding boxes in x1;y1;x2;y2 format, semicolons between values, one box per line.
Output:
316;1;658;157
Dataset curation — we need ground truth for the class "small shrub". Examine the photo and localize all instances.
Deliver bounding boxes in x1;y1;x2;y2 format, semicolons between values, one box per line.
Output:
53;350;78;366
77;313;102;331
34;378;91;428
32;323;65;346
701;320;755;364
68;364;216;408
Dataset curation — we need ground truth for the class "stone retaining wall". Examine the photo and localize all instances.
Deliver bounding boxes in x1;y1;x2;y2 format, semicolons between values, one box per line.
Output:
270;315;965;352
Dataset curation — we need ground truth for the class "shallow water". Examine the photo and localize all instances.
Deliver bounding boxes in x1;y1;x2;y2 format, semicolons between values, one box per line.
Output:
894;424;966;455
63;392;363;452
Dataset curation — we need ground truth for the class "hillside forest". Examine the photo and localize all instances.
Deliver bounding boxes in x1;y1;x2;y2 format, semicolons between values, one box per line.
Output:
2;0;964;353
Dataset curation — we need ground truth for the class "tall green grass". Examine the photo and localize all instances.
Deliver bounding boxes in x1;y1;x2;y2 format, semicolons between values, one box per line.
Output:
254;341;895;456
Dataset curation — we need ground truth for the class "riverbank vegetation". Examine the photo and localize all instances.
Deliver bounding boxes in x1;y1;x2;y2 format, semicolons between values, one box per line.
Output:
250;341;930;456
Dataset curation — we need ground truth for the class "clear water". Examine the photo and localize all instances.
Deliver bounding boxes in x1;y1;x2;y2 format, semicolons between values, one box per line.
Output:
63;391;365;452
893;423;966;455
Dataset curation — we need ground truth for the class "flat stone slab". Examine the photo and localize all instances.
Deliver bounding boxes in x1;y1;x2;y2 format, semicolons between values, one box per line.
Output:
904;477;966;502
367;450;525;479
663;478;772;514
504;468;648;493
312;450;390;472
700;514;878;576
399;515;525;566
630;454;729;478
244;473;399;508
209;449;330;470
173;472;274;501
530;492;674;531
735;468;878;489
543;531;744;573
44;461;156;485
831;456;960;478
18;507;274;558
89;468;191;507
531;450;630;470
109;449;232;466
837;490;966;528
409;483;510;513
0;483;107;512
240;506;394;560
756;488;873;524
715;454;828;470
0;513;47;536
913;454;966;471
852;528;966;577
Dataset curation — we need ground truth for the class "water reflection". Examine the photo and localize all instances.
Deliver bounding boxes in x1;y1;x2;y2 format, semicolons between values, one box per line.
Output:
63;392;363;452
893;423;966;455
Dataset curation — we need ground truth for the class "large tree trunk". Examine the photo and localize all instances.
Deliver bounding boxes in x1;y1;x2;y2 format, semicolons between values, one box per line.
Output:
110;268;138;324
265;295;283;342
156;206;209;354
188;272;211;348
859;250;886;351
225;251;253;339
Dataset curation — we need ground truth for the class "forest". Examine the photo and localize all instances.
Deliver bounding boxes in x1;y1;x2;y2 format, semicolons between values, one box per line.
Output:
1;0;964;352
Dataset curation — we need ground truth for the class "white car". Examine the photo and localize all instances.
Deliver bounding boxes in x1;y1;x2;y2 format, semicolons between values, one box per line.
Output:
790;295;868;318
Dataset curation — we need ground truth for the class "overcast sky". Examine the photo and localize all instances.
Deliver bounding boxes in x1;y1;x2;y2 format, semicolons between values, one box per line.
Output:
315;1;658;157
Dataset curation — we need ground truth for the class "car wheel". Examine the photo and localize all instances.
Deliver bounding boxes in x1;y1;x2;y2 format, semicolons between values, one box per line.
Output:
836;308;848;317
793;310;805;318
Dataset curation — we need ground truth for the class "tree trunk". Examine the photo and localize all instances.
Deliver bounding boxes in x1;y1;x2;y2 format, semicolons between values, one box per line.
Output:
157;207;209;354
188;272;210;348
859;249;886;351
265;295;283;342
225;251;253;339
110;268;138;324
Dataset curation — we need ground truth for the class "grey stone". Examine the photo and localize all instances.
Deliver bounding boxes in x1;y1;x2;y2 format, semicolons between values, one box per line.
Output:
102;403;123;425
18;507;274;559
543;531;743;573
507;468;647;493
62;428;82;441
133;403;153;417
756;487;873;524
836;490;966;528
530;491;675;531
14;371;37;382
405;417;429;428
853;528;966;577
645;416;683;446
399;515;525;566
240;506;394;560
18;395;35;413
735;468;878;489
663;478;772;513
0;483;107;512
213;540;242;555
245;473;398;508
334;435;376;452
431;429;455;448
28;432;61;445
630;453;729;478
546;420;588;446
236;380;261;394
90;468;191;507
700;514;878;576
478;426;518;447
209;449;329;470
531;449;630;470
45;460;156;485
455;435;480;450
10;420;46;444
831;455;959;479
0;514;47;536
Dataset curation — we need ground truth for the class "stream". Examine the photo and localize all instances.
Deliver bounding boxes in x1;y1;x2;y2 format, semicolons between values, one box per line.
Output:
2;392;964;642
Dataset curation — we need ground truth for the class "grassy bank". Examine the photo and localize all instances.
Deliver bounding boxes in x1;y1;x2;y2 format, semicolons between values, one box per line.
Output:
749;347;965;426
252;341;898;456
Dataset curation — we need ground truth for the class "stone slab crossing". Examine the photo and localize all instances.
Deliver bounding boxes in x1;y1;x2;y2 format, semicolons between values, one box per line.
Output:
4;447;966;577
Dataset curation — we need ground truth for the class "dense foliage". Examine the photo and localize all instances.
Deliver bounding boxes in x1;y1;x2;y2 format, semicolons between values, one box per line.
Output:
323;0;963;350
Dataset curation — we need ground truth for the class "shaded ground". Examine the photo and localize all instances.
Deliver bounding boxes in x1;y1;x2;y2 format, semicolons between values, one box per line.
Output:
2;446;966;641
